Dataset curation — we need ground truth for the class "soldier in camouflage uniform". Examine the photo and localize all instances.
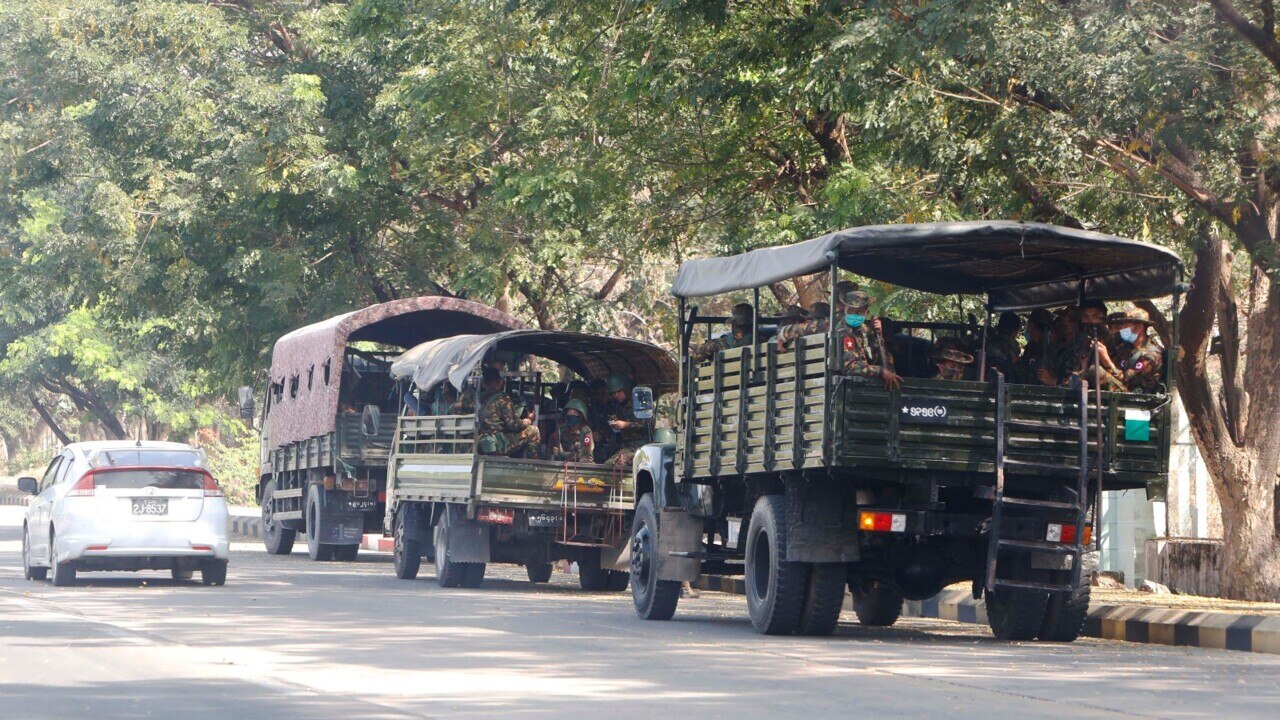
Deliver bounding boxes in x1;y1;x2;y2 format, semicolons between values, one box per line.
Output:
1039;305;1125;391
933;347;974;381
834;289;902;390
602;372;648;467
476;367;540;456
1101;306;1164;393
1015;308;1055;383
776;301;831;351
554;399;596;463
692;303;755;363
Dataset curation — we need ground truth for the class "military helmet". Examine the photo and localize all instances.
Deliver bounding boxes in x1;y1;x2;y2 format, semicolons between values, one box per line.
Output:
606;371;632;393
809;301;831;320
730;302;754;327
564;398;590;420
998;311;1023;331
838;289;872;311
653;427;677;445
781;304;807;321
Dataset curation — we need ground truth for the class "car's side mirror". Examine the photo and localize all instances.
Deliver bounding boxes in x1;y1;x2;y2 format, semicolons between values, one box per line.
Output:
237;386;256;421
361;404;381;436
632;386;655;420
17;476;38;495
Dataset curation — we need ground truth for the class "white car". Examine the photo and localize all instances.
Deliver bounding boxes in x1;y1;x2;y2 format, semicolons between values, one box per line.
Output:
19;441;230;586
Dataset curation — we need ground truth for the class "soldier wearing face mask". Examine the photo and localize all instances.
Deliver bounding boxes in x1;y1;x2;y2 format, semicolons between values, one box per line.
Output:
933;348;974;381
1101;306;1163;393
834;289;901;390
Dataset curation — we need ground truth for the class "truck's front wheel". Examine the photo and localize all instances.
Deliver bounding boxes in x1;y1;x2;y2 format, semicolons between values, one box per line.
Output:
744;495;806;635
630;493;680;621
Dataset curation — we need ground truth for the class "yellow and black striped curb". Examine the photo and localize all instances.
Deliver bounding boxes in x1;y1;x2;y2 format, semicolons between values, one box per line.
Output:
694;577;1280;656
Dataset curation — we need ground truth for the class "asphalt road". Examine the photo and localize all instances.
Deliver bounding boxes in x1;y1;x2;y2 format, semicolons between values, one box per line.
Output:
2;505;1278;719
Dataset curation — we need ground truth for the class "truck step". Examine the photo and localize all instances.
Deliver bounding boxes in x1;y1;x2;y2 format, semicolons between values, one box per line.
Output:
996;538;1080;554
998;496;1081;511
1004;420;1081;436
992;578;1075;594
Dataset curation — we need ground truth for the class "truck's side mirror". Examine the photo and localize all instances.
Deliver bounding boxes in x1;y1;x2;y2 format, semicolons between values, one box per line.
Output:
632;386;655;420
361;404;381;436
237;386;256;421
17;476;37;495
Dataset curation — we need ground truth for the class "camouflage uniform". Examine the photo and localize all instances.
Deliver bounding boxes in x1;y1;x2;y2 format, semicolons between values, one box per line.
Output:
691;331;749;364
1114;342;1163;393
555;423;595;463
603;402;647;468
1050;334;1125;392
834;323;884;380
776;303;830;351
477;391;540;456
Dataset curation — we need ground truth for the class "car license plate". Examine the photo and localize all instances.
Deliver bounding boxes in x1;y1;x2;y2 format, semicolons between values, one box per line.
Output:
526;512;559;528
132;498;169;516
899;397;949;425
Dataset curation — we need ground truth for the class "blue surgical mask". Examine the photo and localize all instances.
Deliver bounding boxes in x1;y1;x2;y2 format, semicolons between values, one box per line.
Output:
1119;328;1138;343
566;414;582;426
845;313;866;328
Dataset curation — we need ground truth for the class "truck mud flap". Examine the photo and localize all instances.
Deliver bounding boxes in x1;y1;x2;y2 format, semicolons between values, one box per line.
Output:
439;512;490;563
318;514;365;545
601;543;631;572
785;480;860;563
657;510;702;582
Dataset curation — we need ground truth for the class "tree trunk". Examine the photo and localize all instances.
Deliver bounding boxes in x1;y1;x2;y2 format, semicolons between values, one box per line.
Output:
29;394;73;446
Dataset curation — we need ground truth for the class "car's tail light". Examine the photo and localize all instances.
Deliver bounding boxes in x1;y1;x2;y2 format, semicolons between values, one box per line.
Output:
67;470;96;497
202;472;223;498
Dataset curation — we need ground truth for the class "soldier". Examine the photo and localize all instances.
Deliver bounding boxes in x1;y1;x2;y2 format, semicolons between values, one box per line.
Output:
691;303;754;363
602;372;648;467
1016;308;1055;383
834;289;902;390
1039;305;1124;391
988;311;1023;364
476;367;540;457
776;301;830;351
554;399;595;463
933;347;974;381
1101;306;1164;393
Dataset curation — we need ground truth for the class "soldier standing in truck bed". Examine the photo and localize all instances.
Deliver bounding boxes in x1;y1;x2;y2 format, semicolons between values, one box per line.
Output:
476;367;541;456
602;372;647;467
835;289;902;390
1016;308;1055;383
691;303;754;363
776;301;830;351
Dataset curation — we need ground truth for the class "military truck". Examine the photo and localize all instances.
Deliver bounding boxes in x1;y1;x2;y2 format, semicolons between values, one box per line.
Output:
245;297;523;561
627;221;1183;641
383;330;676;589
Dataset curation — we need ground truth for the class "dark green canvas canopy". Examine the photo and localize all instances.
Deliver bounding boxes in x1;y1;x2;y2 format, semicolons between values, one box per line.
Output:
390;331;678;394
670;221;1183;311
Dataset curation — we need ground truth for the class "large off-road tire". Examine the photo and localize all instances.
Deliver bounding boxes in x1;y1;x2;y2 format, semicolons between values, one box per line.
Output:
630;493;680;621
23;526;47;581
605;569;631;592
393;512;422;580
434;511;483;588
50;530;76;587
526;563;553;583
305;487;335;562
797;563;846;636
1039;579;1091;642
851;579;904;627
986;586;1049;641
201;560;228;586
334;544;360;562
261;482;296;555
744;495;806;635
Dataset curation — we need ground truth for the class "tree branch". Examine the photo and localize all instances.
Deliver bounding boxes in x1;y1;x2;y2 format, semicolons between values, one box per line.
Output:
29;394;73;446
1206;0;1280;78
594;261;626;301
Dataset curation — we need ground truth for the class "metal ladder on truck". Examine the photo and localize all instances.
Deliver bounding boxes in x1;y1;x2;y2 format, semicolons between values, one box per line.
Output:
984;372;1093;596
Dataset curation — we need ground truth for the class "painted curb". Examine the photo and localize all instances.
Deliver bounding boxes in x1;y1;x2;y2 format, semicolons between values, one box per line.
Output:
692;577;1280;657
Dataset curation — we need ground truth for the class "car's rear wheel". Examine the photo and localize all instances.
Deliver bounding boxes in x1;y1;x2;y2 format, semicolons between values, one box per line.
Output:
202;560;228;586
22;526;47;582
262;482;296;555
50;531;76;587
171;568;193;581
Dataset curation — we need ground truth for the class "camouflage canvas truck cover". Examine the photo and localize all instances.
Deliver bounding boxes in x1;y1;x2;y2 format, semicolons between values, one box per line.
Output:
626;221;1183;642
383;330;677;591
250;296;523;562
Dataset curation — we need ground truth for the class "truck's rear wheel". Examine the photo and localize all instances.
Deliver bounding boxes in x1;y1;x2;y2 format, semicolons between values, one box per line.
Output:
851;579;904;627
1039;578;1091;642
744;495;806;635
305;487;335;562
393;512;422;580
334;544;359;562
460;562;486;588
986;586;1049;641
797;563;846;636
526;563;553;583
261;482;296;555
631;493;680;621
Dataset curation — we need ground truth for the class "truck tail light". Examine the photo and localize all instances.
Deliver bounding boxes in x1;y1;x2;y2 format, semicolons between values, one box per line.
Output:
202;471;223;498
858;511;906;533
477;507;514;525
1047;523;1092;545
67;471;96;497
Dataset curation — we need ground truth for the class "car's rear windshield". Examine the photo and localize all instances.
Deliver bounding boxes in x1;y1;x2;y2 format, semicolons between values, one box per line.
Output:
93;469;205;490
95;449;203;468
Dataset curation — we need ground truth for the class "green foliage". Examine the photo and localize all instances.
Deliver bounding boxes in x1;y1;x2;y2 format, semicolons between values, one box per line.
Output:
197;423;261;508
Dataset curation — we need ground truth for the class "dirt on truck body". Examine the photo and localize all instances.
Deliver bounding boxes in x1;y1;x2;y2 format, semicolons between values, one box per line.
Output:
627;220;1183;641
